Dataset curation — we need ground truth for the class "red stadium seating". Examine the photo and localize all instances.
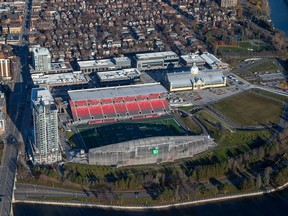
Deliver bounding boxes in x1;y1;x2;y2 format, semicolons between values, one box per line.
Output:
148;94;160;99
137;101;153;114
74;100;87;107
136;95;148;101
102;104;117;117
150;99;167;112
114;103;128;116
88;99;100;105
75;107;90;120
101;98;113;104
70;92;170;123
71;106;78;120
126;102;140;115
114;97;124;103
124;96;136;102
89;105;104;119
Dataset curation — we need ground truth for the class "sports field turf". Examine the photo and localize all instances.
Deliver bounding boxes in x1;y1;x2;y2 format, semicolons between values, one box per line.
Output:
213;92;284;126
76;116;186;149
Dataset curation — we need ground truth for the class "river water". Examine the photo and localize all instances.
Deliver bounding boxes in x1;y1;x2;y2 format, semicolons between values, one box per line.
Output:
268;0;288;35
13;188;288;216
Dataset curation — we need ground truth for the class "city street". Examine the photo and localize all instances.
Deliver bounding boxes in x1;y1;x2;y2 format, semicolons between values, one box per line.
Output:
0;0;32;215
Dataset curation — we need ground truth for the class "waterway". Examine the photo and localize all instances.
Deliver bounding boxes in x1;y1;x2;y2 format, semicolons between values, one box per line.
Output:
268;0;288;35
13;188;288;216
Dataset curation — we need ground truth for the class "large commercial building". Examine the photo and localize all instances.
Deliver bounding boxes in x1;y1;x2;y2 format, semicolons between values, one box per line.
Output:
31;71;87;90
218;0;237;7
31;88;61;164
32;47;52;71
0;52;12;80
133;51;179;71
88;136;216;167
68;83;170;124
165;63;226;92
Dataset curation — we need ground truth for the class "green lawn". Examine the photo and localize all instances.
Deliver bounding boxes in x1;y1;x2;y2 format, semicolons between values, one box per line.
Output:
181;117;202;135
219;41;272;53
76;116;186;149
213;93;284;126
248;60;279;73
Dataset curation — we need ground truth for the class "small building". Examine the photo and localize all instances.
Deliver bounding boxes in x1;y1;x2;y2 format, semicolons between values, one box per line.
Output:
180;53;206;68
95;68;141;87
200;52;229;69
133;51;179;71
31;47;52;71
165;63;226;92
0;52;12;80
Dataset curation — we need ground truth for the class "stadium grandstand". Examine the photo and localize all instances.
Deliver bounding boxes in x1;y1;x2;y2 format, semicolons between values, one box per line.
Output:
68;83;170;124
88;136;216;167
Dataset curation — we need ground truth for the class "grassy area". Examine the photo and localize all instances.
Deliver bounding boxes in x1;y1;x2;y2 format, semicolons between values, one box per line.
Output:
219;41;272;53
178;106;194;111
76;116;186;149
248;60;279;73
213;92;284;126
197;109;272;162
211;130;272;161
181;117;202;134
252;89;287;102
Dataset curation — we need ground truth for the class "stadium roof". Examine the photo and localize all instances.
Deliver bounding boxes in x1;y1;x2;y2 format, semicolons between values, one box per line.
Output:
89;135;213;153
68;83;167;101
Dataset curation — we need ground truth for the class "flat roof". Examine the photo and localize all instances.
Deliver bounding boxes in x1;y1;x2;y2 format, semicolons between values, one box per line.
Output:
68;83;167;101
51;62;71;70
97;68;141;82
135;51;178;60
180;54;206;64
31;71;87;85
31;88;54;106
77;59;114;68
32;47;50;56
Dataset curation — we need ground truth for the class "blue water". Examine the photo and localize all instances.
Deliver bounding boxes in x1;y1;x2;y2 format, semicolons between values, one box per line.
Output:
268;0;288;35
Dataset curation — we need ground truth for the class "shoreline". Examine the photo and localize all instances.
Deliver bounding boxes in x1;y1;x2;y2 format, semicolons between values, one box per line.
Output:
13;181;288;210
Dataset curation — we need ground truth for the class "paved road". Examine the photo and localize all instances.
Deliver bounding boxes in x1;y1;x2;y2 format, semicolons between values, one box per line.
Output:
15;183;147;200
0;0;32;215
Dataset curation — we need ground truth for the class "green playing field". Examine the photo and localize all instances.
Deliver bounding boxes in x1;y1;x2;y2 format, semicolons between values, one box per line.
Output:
76;116;186;149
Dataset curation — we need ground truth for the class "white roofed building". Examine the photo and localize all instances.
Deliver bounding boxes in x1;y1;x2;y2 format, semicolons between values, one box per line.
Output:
165;63;226;92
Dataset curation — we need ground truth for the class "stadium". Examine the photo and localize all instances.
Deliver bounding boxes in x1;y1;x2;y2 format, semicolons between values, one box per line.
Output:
68;83;217;166
68;83;170;124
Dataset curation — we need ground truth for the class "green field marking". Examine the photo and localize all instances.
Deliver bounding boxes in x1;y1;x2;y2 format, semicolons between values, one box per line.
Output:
76;116;186;149
213;92;284;126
